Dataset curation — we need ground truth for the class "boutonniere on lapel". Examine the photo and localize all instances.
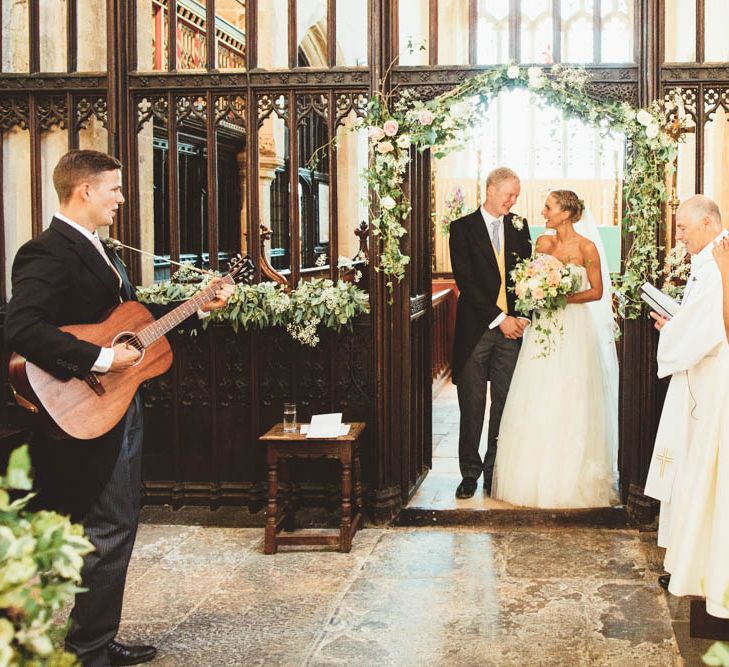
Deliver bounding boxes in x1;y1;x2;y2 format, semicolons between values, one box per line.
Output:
101;237;126;266
510;214;525;231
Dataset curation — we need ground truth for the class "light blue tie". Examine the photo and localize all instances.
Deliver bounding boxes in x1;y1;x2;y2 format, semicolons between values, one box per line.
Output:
490;219;501;254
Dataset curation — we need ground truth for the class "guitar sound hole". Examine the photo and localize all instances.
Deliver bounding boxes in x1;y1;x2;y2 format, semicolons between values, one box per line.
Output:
111;331;146;366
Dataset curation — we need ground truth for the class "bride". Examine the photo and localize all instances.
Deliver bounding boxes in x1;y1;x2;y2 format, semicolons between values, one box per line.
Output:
492;190;619;509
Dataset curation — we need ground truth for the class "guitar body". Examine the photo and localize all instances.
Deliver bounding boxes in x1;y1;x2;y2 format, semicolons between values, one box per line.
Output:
8;301;172;440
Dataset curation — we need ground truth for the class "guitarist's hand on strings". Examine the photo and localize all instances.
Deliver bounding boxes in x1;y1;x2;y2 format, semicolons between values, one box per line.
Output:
200;278;235;313
109;343;142;371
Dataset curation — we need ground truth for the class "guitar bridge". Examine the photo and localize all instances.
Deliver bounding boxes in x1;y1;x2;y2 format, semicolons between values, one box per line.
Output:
10;386;39;413
85;373;106;396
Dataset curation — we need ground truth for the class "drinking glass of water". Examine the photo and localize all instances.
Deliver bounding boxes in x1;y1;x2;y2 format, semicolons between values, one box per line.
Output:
283;402;297;433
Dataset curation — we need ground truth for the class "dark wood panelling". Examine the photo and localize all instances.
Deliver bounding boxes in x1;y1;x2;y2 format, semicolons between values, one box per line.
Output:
138;317;373;510
1;0;727;527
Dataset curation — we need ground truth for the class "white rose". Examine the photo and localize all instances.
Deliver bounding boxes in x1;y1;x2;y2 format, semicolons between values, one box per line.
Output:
507;65;520;79
527;66;541;79
636;109;654;126
396;134;411;149
645;123;660;139
380;196;396;210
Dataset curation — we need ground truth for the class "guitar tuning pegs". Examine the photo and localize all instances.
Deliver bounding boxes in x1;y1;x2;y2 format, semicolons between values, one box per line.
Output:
228;254;255;285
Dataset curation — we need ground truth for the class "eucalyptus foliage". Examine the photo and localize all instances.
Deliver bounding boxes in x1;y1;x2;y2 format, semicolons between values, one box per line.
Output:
364;63;685;316
0;446;93;666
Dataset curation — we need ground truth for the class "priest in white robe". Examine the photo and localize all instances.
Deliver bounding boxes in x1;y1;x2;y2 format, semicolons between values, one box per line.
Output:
646;195;729;619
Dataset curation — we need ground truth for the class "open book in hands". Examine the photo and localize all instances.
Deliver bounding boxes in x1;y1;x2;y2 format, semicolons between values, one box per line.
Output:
640;282;680;319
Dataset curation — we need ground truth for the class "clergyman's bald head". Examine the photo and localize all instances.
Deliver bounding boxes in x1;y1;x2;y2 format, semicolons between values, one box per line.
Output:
678;195;722;228
676;195;724;255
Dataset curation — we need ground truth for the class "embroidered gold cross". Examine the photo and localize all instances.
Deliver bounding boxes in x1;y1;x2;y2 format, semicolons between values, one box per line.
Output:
657;449;674;477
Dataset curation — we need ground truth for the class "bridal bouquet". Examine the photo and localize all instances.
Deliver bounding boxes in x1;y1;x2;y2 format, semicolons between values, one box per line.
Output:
511;254;584;356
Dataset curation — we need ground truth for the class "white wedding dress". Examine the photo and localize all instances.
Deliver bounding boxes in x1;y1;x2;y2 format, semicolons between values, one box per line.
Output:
492;263;619;509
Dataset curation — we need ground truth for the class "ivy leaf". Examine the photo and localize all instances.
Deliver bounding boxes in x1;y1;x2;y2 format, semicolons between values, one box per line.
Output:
6;445;32;491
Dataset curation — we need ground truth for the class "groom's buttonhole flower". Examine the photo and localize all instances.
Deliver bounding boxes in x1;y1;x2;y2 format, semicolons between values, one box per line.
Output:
511;215;525;231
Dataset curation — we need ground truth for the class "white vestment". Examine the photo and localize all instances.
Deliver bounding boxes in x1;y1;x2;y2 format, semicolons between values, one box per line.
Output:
645;230;729;618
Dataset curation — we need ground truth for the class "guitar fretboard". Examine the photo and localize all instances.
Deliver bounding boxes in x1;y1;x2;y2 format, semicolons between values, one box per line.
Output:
136;275;234;348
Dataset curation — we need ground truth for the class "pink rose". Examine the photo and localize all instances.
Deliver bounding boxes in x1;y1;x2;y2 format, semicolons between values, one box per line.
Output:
547;272;561;287
376;141;394;154
533;287;545;300
383;119;399;136
515;284;525;298
418;110;434;126
368;126;385;141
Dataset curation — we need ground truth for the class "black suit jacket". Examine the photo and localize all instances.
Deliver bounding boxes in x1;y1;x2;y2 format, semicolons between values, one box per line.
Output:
449;209;532;384
5;217;137;518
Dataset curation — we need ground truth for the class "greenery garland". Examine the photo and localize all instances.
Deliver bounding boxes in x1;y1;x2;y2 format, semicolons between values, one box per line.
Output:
136;270;369;348
364;63;688;316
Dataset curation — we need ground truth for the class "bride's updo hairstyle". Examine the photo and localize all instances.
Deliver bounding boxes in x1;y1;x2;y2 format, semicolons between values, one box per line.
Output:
550;190;584;222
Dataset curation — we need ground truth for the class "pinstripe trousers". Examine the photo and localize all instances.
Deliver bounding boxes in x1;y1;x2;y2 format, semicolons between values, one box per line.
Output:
65;393;144;667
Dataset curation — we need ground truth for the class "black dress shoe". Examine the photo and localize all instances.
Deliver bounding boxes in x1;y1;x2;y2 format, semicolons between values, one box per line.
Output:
108;639;157;666
456;477;478;499
658;574;671;590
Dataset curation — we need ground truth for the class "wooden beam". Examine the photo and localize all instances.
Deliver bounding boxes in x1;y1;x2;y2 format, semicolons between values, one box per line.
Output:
67;0;78;72
429;0;438;66
168;0;178;71
288;91;299;286
327;0;336;67
289;0;297;68
468;0;477;65
696;0;705;63
246;0;258;70
206;0;217;70
29;96;43;237
206;91;218;270
29;0;40;73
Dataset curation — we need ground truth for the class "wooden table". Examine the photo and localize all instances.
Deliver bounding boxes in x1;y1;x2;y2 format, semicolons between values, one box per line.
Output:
259;422;365;554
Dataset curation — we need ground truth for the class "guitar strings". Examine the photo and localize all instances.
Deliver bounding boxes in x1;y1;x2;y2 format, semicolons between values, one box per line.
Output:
104;239;218;277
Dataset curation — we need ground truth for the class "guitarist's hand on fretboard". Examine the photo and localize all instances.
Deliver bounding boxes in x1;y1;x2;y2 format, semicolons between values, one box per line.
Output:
109;343;142;372
200;278;236;313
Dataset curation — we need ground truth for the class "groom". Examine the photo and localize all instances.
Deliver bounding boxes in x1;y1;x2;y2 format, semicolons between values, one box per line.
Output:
449;167;532;498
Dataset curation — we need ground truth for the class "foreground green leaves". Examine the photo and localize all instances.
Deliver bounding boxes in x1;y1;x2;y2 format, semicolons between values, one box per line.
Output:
1;446;93;666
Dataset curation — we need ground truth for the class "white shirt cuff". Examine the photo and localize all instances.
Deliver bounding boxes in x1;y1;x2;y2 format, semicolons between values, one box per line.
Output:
91;347;115;373
489;312;506;329
197;308;210;319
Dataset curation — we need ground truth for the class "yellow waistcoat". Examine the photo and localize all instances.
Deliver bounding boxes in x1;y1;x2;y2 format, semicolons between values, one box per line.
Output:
492;238;508;313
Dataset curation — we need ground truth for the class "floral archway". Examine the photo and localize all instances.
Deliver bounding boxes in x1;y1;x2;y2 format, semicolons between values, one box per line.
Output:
364;64;686;317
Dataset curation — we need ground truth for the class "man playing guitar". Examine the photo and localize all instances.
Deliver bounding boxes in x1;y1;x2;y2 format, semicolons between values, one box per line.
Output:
5;150;233;667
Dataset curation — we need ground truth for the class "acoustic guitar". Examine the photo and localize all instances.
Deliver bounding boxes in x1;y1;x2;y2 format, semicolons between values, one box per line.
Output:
8;255;254;440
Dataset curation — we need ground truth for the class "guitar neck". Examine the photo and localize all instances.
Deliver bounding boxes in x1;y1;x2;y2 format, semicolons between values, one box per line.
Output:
137;275;233;347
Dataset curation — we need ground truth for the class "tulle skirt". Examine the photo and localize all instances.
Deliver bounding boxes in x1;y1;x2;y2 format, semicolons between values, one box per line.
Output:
492;302;619;509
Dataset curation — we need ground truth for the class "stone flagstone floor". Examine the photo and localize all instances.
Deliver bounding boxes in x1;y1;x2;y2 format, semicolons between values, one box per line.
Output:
107;515;702;667
99;379;716;666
